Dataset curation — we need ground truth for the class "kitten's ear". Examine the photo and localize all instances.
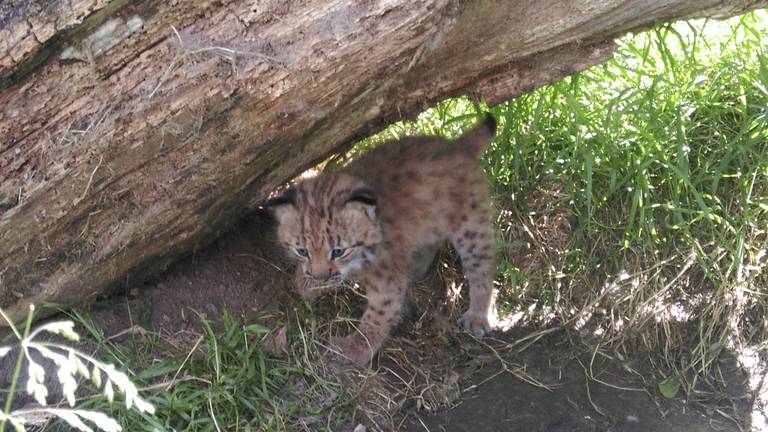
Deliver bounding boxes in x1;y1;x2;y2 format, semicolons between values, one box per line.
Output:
344;188;377;220
262;189;298;223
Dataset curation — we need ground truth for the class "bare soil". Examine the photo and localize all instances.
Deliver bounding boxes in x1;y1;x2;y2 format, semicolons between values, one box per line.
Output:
89;209;296;337
67;210;754;431
401;330;750;432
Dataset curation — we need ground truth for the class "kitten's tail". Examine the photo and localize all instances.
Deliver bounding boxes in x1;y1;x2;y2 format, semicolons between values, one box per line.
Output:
461;113;497;157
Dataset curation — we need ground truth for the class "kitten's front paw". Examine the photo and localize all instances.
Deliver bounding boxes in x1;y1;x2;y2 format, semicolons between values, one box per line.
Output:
459;310;492;337
329;335;374;365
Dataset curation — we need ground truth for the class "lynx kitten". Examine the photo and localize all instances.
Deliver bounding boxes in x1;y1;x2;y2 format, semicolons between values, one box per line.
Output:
266;115;498;364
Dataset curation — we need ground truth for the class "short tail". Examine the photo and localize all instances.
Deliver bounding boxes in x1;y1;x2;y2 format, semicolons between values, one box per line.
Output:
461;113;497;156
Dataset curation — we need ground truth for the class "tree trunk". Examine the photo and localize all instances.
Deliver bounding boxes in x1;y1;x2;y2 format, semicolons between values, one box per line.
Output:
1;0;765;323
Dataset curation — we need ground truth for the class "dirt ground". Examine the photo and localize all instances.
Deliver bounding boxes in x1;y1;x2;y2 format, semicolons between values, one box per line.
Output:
400;332;750;432
74;209;754;431
90;210;296;338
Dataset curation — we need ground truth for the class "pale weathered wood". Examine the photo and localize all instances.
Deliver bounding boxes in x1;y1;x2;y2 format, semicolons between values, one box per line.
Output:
1;0;766;323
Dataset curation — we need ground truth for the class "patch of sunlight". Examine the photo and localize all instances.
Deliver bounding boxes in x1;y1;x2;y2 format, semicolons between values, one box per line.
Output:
299;167;321;179
496;302;557;331
736;346;768;431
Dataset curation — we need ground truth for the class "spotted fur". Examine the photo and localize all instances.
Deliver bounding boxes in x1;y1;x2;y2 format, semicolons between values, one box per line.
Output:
266;115;498;364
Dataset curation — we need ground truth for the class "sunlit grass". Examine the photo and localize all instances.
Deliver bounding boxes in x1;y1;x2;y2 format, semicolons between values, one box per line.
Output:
491;12;768;365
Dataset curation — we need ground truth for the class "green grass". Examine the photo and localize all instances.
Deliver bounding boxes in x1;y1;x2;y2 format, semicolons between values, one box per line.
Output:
44;309;358;432
41;10;768;431
520;13;768;357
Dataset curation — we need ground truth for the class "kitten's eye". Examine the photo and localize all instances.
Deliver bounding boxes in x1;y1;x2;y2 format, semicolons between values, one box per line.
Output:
295;248;309;258
331;248;346;260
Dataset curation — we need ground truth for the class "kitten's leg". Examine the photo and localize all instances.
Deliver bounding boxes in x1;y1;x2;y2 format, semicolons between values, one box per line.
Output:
451;221;496;336
332;270;406;364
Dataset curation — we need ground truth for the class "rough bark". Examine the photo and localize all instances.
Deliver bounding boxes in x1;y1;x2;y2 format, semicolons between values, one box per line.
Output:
1;0;766;323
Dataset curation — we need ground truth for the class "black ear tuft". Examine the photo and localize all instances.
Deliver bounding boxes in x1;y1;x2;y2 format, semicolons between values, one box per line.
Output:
346;188;377;206
262;189;296;208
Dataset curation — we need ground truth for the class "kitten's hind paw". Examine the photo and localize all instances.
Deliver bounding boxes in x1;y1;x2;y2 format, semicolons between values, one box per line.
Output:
458;310;493;337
